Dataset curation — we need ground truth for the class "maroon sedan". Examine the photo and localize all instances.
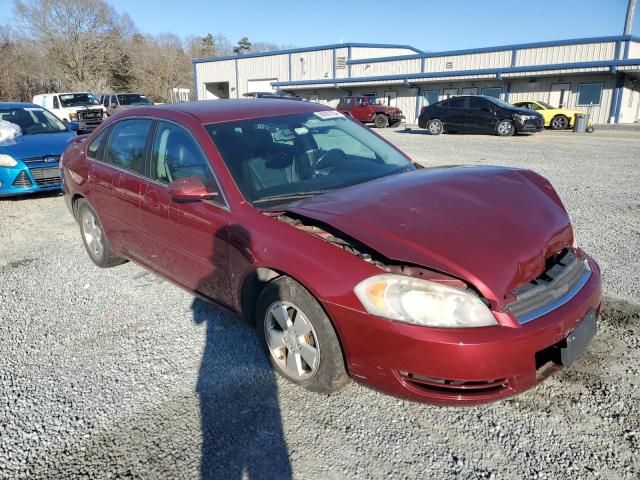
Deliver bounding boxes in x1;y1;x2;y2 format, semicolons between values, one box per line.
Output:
61;99;601;405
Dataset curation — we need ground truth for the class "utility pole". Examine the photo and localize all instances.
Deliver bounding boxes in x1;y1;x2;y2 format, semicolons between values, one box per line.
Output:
624;0;637;35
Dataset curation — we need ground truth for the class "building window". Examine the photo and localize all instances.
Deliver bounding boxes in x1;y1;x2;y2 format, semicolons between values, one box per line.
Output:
577;83;603;106
423;90;439;106
363;92;377;97
482;87;502;99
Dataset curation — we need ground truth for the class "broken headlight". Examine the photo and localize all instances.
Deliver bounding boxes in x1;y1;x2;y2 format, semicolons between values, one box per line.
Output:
514;113;537;123
354;274;497;328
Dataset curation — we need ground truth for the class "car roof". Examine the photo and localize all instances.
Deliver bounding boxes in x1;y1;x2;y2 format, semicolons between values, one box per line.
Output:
0;102;40;109
135;99;332;124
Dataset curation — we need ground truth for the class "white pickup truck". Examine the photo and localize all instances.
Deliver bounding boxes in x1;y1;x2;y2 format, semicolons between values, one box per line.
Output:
32;92;107;133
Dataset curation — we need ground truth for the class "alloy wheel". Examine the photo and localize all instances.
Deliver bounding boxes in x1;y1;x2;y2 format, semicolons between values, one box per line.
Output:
429;121;442;134
264;301;320;381
498;121;513;135
82;210;104;259
552;116;569;129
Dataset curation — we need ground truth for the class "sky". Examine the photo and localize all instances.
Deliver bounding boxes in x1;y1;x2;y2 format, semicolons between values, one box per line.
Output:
1;0;639;51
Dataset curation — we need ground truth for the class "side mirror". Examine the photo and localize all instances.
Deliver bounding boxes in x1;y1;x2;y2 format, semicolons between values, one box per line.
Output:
67;122;80;131
168;176;218;202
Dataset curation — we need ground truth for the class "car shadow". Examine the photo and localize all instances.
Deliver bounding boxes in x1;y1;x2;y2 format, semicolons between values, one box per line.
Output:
192;225;292;480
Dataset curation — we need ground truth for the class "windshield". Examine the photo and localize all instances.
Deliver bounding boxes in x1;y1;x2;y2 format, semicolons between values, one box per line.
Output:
206;111;415;208
117;94;152;106
59;93;99;107
537;101;554;109
0;107;67;134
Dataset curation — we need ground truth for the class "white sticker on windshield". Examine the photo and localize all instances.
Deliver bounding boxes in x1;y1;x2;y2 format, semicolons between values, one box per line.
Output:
313;110;344;120
294;127;309;135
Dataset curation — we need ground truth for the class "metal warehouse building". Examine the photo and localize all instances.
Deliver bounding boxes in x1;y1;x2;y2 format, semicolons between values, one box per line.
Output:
193;35;640;125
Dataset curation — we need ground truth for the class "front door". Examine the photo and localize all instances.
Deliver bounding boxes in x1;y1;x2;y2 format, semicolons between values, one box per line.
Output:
140;120;233;307
383;91;397;107
466;96;496;132
550;83;571;108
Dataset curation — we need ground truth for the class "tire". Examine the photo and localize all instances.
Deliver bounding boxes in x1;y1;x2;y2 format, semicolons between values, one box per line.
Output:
373;114;389;128
426;118;443;135
586;126;595;133
77;199;127;268
550;114;569;130
496;119;515;137
256;276;350;394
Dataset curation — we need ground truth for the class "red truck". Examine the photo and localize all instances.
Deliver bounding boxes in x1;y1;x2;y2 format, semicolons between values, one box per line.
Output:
337;96;403;128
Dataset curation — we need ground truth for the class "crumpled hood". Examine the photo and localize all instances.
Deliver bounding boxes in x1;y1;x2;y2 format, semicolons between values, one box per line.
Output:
0;131;74;159
287;166;573;303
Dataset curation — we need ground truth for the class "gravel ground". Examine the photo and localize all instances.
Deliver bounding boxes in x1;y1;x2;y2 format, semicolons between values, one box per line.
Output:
1;127;639;479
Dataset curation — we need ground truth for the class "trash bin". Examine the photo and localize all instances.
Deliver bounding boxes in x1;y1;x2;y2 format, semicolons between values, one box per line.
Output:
573;113;589;133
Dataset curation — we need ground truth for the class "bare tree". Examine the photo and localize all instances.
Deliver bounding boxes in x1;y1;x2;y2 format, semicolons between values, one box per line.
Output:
14;0;134;92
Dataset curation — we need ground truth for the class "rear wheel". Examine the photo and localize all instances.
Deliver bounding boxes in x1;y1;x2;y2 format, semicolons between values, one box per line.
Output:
77;199;127;268
551;114;569;130
256;277;350;394
374;114;389;128
427;118;444;135
496;119;515;137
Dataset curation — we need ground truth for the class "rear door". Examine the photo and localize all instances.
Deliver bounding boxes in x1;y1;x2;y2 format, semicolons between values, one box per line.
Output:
89;118;153;258
138;120;233;306
444;96;468;130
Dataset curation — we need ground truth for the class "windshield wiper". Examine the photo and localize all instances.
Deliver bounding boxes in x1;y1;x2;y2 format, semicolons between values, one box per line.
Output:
253;190;332;205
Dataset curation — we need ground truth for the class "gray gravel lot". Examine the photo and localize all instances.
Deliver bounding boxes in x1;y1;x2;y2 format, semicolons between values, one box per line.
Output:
1;127;639;479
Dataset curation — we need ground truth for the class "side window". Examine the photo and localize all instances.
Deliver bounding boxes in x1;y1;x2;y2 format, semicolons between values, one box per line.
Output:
110;95;117;107
448;97;467;108
53;96;60;109
102;96;109;107
469;97;489;110
356;98;366;106
104;119;152;174
151;121;224;205
87;128;110;160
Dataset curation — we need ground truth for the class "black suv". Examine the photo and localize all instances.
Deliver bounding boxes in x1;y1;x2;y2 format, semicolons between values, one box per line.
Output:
418;95;544;136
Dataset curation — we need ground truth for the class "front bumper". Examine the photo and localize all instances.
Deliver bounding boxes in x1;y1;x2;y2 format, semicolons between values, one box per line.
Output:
0;162;62;198
325;257;601;405
516;118;544;132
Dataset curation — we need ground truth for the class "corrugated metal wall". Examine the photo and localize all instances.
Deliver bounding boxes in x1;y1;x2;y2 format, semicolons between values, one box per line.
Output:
515;42;616;66
350;58;422;76
628;41;640;58
350;47;417;60
429;50;512;72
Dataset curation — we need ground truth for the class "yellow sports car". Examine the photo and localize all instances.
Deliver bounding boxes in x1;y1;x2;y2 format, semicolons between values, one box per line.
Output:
511;100;589;130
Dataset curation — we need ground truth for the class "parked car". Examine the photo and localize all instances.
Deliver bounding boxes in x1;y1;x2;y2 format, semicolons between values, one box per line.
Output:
98;93;154;116
61;99;601;405
511;100;592;130
32;92;107;134
337;96;403;128
0;102;77;197
419;95;544;136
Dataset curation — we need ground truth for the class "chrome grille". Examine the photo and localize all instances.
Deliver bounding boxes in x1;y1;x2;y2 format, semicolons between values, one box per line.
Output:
30;167;61;186
12;171;32;187
505;249;591;324
77;109;102;120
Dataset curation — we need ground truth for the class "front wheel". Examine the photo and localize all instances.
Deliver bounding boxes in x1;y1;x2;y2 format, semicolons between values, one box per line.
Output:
373;114;389;128
550;114;569;130
426;118;444;135
77;199;127;268
256;277;350;394
496;119;515;137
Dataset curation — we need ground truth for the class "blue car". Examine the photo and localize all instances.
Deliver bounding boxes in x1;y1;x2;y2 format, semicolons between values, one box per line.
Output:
0;102;77;198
